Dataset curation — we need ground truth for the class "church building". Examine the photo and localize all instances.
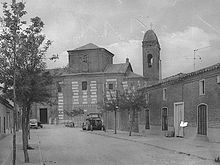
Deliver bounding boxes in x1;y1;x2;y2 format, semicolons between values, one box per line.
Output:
31;40;148;126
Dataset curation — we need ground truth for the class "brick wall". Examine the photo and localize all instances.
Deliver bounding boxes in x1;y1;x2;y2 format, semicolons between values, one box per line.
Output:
142;68;220;140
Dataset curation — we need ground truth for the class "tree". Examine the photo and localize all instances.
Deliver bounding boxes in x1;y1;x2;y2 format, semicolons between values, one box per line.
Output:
98;90;120;134
64;108;84;118
119;88;146;136
0;1;53;163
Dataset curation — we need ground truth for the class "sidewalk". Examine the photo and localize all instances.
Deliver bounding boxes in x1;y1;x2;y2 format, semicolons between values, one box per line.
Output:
0;134;13;165
88;130;220;162
0;131;42;165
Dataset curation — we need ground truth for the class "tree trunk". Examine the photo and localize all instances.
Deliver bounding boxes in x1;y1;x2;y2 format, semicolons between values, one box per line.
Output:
22;107;29;163
114;109;117;134
129;108;135;136
26;106;30;145
12;105;17;165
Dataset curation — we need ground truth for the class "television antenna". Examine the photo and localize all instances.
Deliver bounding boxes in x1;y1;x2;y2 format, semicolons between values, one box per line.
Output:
193;46;211;71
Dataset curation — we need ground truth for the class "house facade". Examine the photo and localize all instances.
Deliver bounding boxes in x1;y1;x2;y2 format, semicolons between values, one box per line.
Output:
0;97;13;138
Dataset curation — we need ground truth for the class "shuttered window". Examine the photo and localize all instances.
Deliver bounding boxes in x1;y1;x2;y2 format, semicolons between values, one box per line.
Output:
199;79;205;95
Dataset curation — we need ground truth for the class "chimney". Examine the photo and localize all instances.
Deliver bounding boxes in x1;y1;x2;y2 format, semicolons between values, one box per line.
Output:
126;58;129;63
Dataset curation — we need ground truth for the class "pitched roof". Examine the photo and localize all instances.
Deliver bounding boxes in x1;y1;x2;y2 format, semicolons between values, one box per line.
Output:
125;72;143;79
46;68;66;76
144;62;220;89
0;96;13;109
73;43;100;51
104;63;130;74
161;73;184;83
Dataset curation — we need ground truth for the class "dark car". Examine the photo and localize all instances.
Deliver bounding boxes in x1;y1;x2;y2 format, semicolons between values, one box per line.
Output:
38;122;43;128
82;117;103;131
65;121;75;128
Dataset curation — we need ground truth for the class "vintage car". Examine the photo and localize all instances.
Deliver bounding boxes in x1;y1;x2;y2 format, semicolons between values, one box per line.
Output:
82;117;103;131
30;119;43;129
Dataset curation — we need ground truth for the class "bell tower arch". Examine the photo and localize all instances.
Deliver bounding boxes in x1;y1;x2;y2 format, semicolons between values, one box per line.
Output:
142;30;161;84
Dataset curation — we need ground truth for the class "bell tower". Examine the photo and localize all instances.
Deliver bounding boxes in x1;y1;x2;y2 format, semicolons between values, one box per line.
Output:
142;30;161;84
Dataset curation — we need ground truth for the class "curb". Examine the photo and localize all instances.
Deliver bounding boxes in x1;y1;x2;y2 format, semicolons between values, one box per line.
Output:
86;131;214;162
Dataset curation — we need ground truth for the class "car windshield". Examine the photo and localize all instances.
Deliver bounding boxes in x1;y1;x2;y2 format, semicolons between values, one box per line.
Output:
30;119;37;123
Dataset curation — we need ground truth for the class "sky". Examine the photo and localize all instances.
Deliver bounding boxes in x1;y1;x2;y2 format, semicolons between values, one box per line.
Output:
1;0;220;78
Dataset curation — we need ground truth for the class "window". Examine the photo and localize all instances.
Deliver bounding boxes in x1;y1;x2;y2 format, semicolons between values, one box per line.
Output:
147;54;153;68
57;82;62;93
217;76;220;84
163;88;167;101
145;109;150;129
108;83;113;90
82;81;87;90
162;107;168;131
145;93;149;104
199;79;205;95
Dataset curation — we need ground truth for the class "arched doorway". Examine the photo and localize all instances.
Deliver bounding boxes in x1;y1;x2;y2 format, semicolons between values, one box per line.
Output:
197;104;207;135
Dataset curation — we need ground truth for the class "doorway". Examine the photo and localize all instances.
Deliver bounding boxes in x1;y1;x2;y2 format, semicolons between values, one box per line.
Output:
162;107;168;131
145;109;150;129
3;117;5;133
40;108;48;124
197;104;207;135
174;102;184;137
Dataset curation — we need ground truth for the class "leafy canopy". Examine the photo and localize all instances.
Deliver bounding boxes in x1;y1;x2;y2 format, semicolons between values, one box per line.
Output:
0;2;52;106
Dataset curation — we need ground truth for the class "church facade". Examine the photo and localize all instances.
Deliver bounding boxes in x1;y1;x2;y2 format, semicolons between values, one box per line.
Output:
31;41;148;127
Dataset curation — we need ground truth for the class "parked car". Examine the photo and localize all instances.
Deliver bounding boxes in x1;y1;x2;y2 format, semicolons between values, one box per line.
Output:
82;117;103;131
30;119;43;129
30;119;38;129
65;121;75;128
38;121;43;128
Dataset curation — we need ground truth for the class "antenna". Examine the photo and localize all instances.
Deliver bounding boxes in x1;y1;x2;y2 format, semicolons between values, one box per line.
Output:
150;22;153;30
193;46;211;71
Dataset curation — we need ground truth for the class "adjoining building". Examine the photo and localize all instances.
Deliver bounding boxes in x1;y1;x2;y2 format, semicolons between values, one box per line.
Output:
0;96;13;139
139;31;220;142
